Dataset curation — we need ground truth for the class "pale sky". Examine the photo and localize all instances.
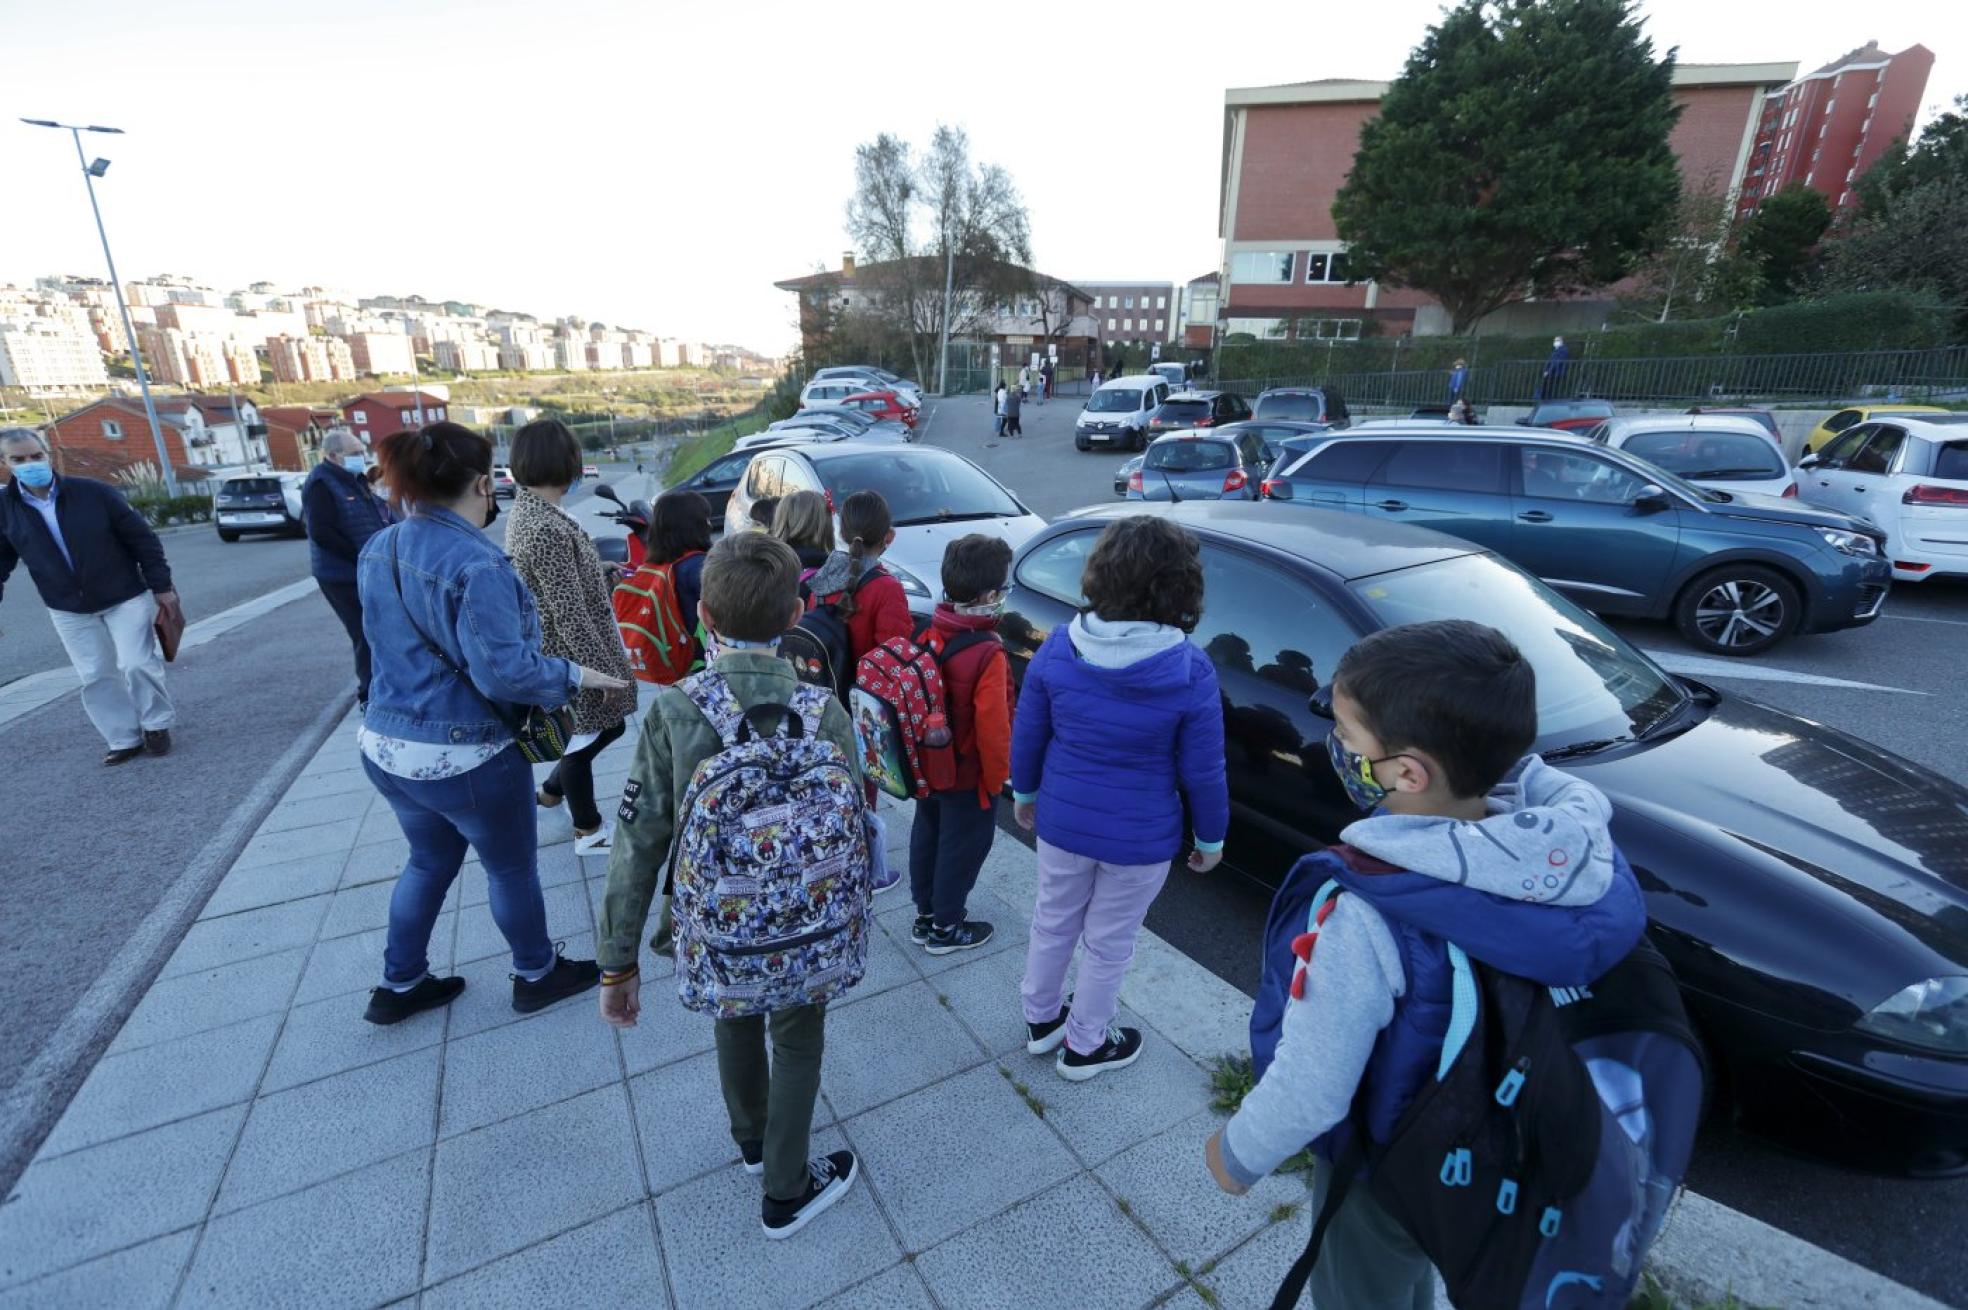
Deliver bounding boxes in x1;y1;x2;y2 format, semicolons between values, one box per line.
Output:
4;0;1960;355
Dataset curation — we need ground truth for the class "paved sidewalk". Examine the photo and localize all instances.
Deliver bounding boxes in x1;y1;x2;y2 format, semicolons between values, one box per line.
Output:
0;709;1944;1308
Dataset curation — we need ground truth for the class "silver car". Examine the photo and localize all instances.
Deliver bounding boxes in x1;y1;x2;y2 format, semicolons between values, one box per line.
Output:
1592;414;1797;500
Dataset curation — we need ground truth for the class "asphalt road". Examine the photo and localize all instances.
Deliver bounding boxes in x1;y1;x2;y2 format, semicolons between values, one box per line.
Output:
923;392;1968;1307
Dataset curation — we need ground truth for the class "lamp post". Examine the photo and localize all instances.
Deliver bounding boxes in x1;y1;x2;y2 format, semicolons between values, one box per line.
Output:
21;118;177;494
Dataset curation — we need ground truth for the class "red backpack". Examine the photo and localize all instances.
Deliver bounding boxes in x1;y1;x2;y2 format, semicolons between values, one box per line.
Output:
849;620;993;799
612;551;701;685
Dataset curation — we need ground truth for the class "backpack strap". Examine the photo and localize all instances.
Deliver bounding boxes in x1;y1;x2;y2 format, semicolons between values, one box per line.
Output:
680;672;747;746
1267;1115;1368;1310
785;682;831;737
1437;943;1476;1081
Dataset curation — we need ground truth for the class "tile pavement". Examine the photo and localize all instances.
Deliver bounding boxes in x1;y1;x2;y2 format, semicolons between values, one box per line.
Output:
0;709;1318;1308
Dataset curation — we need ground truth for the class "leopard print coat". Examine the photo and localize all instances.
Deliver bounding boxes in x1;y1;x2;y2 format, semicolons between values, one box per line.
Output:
505;487;635;735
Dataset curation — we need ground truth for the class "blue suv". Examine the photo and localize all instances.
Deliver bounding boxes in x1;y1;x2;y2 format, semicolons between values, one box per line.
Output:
1263;425;1891;655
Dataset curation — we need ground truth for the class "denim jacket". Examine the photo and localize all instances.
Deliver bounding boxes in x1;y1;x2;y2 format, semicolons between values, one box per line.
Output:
357;506;577;746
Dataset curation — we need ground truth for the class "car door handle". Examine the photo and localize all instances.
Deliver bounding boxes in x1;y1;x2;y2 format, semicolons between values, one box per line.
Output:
1375;499;1408;511
1518;510;1554;523
1852;485;1866;492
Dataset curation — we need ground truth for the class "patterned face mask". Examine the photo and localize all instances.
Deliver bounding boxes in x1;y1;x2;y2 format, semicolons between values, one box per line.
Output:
1326;729;1404;811
952;594;1005;619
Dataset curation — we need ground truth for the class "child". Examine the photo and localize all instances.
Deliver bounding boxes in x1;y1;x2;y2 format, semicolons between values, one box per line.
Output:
647;490;712;639
1011;517;1227;1080
908;534;1015;954
803;490;911;661
1204;620;1644;1308
748;495;780;532
598;532;865;1238
1002;381;1022;438
993;382;1008;437
770;490;834;576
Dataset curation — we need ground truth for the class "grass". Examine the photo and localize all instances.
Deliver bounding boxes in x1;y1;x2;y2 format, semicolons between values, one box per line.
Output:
1627;1274;1775;1310
1208;1054;1316;1177
994;1063;1047;1118
659;411;771;485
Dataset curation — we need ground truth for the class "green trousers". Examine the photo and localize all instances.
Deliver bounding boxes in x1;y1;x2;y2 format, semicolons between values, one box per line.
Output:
713;1002;827;1202
1300;1163;1434;1309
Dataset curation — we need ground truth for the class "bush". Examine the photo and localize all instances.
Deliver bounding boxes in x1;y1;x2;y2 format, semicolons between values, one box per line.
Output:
1732;292;1953;354
129;493;214;527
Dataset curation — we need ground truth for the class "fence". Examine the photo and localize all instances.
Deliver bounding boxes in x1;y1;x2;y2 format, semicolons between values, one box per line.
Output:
1210;345;1968;411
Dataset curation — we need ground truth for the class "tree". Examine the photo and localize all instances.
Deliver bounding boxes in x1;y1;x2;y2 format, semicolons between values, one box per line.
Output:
1736;184;1830;305
1332;0;1682;333
843;126;1033;387
1852;95;1968;219
1621;170;1735;321
1821;97;1968;335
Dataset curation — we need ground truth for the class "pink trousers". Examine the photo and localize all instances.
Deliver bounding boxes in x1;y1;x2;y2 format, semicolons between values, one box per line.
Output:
1020;838;1170;1056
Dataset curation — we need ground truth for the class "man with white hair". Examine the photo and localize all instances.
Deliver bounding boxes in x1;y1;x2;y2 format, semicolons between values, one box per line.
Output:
302;427;393;705
0;427;180;765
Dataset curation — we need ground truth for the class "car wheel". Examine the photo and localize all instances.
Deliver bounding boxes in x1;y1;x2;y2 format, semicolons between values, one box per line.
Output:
1075;439;1089;452
218;528;239;542
1674;565;1800;656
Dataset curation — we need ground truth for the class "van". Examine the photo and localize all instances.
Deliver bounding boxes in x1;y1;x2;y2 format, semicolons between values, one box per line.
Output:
1147;361;1190;390
1074;376;1170;453
213;471;307;542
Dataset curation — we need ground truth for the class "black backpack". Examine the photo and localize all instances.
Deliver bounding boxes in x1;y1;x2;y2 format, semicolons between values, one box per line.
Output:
1271;888;1704;1310
780;569;868;704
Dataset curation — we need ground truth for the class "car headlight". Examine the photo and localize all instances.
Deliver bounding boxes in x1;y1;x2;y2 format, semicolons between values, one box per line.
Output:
1815;527;1878;556
1855;976;1968;1054
887;563;933;600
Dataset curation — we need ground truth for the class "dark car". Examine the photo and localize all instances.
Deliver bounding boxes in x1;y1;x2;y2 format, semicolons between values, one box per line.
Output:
1146;389;1252;437
1263;426;1891;656
1686;406;1783;446
1521;399;1616;432
1253;386;1351;427
998;501;1968;1175
663;446;756;526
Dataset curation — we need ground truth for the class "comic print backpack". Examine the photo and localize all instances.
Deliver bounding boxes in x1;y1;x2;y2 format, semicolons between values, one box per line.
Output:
665;672;871;1018
849;620;992;800
612;550;701;685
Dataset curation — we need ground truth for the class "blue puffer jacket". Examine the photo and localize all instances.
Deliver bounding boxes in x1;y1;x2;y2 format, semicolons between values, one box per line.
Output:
1009;616;1228;865
303;457;393;584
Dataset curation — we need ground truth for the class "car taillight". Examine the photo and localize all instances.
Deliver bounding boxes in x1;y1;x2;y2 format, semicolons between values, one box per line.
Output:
1781;482;1798;497
1259;478;1289;500
1904;484;1968;507
1222;468;1248;494
1128;470;1143;494
1195;416;1215;427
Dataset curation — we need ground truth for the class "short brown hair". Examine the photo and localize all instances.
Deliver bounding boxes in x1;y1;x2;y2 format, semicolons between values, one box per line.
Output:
1080;517;1204;632
375;421;490;513
510;418;582;490
941;534;1012;603
699;531;800;641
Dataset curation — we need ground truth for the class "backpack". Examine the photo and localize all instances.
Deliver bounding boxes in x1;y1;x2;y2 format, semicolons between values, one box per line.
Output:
779;568;869;703
612;551;701;685
850;618;994;800
665;673;871;1019
1270;883;1704;1310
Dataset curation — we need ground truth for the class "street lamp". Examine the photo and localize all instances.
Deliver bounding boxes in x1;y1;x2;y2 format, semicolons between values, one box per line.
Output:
21;118;177;494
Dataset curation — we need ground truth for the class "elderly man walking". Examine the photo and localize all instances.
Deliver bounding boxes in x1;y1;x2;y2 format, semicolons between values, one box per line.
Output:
0;428;180;765
302;430;393;705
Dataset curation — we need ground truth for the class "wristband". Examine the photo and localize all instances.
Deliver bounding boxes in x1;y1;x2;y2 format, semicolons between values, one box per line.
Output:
601;966;639;986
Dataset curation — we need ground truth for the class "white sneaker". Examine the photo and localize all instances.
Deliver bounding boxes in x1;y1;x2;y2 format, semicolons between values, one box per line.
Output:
573;827;614;856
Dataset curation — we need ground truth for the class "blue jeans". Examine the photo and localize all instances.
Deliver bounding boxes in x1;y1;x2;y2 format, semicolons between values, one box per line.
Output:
362;746;555;985
909;791;998;929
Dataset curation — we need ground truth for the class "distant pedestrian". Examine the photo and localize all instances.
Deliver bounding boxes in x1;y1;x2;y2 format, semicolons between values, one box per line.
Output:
1018;365;1032;404
1535;336;1570;401
355;420;627;1026
0;428;180;766
1002;380;1023;437
304;429;395;706
636;461;645;475
993;382;1008;437
1448;357;1468;402
506;418;637;857
1448;397;1476;425
1091;367;1104;389
1042;358;1056;401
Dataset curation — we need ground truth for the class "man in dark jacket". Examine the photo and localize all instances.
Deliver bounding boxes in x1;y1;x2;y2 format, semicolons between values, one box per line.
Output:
302;430;393;704
0;428;180;765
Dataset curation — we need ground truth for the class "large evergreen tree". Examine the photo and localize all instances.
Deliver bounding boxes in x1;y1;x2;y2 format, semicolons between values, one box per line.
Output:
1736;184;1831;305
1332;0;1682;332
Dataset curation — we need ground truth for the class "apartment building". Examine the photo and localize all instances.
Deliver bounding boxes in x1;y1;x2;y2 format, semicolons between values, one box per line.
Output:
0;321;110;394
1736;41;1935;217
138;326;232;388
555;336;590;371
267;334;357;384
345;331;415;376
434;339;500;372
498;342;558;371
1076;281;1177;352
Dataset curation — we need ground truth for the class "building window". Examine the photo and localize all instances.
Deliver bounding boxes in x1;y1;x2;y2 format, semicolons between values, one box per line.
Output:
102;419;123;439
1225;317;1290;340
1296;317;1364;341
1123;296;1134;309
1123;318;1133;331
1304;251;1355;284
1107;295;1119;308
1106;317;1116;329
1229;251;1295;284
1155;319;1165;331
352;409;368;424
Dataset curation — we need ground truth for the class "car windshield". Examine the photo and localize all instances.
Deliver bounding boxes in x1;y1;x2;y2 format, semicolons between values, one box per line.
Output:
223;478;282;495
1145;440;1234;472
1086;388;1146;413
1156;400;1212;423
812;451;1023;525
1353;554;1686;748
1621;431;1786;481
1255;393;1322;421
1534;401;1614;421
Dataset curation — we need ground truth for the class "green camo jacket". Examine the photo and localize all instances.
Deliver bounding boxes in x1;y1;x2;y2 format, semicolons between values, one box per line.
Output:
597;649;863;972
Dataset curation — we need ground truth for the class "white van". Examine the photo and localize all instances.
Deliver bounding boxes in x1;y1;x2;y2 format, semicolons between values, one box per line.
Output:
1074;376;1170;452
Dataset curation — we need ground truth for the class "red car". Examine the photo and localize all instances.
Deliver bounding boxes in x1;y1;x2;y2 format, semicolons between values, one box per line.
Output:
1517;398;1615;432
841;390;918;429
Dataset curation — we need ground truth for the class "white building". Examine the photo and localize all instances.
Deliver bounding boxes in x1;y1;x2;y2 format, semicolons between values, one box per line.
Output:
435;340;500;372
0;321;110;394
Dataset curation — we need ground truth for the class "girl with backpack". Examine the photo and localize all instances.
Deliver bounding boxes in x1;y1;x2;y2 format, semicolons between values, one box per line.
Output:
803;490;911;662
770;490;834;588
1011;517;1228;1080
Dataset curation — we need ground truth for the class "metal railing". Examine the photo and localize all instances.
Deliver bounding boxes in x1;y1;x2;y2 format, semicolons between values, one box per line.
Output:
1209;346;1968;410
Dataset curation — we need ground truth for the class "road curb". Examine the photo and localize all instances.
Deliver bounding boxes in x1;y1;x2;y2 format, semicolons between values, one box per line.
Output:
0;685;355;1196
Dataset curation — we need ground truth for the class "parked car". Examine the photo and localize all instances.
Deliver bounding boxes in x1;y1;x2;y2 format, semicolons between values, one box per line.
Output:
582;463;600;478
813;364;916;394
1147;361;1191;391
722;443;1046;605
1145;389;1253;439
1262;425;1890;656
801;375;922;411
1519;398;1616;432
1074;375;1170;452
1685;406;1782;446
1593;415;1797;499
1126;429;1274;502
1216;419;1338;463
491;465;516;498
213;471;307;542
1252;386;1351;427
838;389;919;430
1803;404;1948;454
765;407;909;443
663;446;759;526
998;500;1968;1176
1796;414;1968;583
1113;454;1143;498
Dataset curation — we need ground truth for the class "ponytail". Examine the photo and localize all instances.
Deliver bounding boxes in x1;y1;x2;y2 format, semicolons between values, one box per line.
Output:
835;489;892;618
375;421;489;514
840;536;867;617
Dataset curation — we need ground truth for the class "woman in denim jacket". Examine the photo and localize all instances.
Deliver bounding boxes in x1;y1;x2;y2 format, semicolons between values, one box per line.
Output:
355;421;630;1026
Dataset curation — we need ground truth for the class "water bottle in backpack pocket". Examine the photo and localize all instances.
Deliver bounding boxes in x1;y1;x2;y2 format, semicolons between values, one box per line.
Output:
851;623;990;799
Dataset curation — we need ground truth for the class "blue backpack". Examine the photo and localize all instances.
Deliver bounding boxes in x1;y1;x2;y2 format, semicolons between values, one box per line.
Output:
1270;882;1704;1310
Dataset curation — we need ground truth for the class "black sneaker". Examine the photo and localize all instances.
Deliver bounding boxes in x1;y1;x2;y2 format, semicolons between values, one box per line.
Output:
511;947;601;1014
923;919;993;956
143;729;172;756
1026;996;1072;1056
739;1141;764;1177
363;975;465;1025
761;1150;858;1240
1057;1025;1144;1082
909;913;932;944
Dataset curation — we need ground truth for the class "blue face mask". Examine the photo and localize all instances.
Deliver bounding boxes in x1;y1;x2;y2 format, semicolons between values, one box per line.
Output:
12;460;54;489
1326;728;1400;811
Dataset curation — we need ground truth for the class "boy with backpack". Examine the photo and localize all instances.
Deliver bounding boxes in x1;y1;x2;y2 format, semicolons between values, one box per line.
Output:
599;532;871;1239
904;534;1014;954
1205;620;1667;1309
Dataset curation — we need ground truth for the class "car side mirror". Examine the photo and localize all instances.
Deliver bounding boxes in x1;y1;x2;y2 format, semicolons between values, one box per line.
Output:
1634;484;1672;513
1796;453;1820;470
594;483;623;506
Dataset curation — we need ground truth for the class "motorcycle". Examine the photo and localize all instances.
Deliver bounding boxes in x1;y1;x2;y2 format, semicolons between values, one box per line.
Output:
590;483;651;571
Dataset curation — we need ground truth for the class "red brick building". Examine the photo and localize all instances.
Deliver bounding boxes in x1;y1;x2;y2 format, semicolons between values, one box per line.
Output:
1736;42;1935;219
29;398;207;486
340;391;448;446
263;406;347;472
1215;62;1798;340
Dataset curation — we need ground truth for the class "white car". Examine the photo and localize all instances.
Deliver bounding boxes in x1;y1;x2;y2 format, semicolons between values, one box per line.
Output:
722;443;1045;604
1796;414;1968;582
1591;414;1797;500
801;375;922;411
